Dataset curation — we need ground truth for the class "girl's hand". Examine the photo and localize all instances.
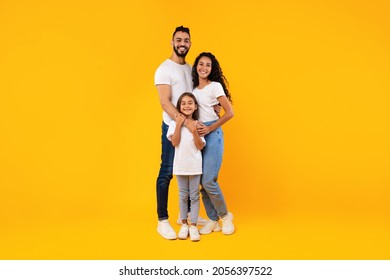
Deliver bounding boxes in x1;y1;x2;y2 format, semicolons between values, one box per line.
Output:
196;122;211;136
175;113;186;127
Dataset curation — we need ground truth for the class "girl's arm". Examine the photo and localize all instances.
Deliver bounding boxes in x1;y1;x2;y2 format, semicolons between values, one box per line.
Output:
192;125;206;150
171;114;186;147
186;120;205;150
198;95;234;135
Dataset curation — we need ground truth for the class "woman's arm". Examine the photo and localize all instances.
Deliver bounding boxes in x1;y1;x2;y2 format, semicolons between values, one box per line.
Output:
197;95;234;135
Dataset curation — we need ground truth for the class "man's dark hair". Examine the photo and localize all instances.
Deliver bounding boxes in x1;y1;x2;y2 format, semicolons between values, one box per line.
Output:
172;25;190;39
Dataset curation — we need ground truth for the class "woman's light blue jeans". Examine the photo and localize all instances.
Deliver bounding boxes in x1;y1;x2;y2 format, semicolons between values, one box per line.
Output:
201;121;228;221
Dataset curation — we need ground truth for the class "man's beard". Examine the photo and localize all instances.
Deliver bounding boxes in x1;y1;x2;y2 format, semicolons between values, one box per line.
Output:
173;45;189;58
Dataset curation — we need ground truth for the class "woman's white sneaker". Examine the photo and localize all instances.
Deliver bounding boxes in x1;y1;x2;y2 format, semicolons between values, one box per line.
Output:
178;224;189;240
199;220;221;235
189;225;200;241
221;212;235;235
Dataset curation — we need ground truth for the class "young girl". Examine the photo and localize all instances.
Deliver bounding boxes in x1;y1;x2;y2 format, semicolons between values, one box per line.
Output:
167;92;206;241
192;52;235;235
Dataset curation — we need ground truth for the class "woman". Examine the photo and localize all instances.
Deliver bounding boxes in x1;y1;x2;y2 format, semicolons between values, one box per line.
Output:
192;52;235;235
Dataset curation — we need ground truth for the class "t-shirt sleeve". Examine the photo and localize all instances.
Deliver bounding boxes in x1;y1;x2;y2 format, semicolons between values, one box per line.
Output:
154;63;171;86
212;82;226;99
166;121;176;140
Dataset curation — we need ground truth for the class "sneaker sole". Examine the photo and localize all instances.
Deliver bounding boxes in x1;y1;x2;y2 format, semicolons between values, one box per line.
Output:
222;228;235;235
199;225;222;235
157;229;177;240
178;235;188;240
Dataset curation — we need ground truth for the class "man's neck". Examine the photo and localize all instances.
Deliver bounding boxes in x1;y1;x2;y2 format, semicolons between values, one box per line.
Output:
170;53;186;65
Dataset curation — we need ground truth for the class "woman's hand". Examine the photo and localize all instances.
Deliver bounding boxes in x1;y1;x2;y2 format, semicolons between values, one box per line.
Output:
196;122;211;137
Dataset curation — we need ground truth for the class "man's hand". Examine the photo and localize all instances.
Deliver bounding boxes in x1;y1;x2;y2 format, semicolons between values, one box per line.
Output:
213;104;222;117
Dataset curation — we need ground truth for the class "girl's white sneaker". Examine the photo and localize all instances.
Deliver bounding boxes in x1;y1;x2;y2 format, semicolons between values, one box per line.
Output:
178;224;189;240
189;225;200;241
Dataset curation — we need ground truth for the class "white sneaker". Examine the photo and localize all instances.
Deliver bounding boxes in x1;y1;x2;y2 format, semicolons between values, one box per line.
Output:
177;213;209;226
221;212;235;235
199;220;221;235
196;215;209;226
189;225;200;242
178;224;189;240
157;220;177;240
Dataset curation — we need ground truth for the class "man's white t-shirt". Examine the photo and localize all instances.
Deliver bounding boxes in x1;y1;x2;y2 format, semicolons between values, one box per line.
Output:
167;121;206;175
154;59;192;124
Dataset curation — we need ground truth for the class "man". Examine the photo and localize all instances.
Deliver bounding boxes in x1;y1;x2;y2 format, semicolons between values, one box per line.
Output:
155;26;207;239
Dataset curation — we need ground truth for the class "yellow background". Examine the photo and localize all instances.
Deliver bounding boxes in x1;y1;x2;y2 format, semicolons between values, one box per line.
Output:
1;0;389;259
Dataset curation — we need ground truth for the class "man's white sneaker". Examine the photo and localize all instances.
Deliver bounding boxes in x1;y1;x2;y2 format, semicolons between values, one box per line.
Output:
221;212;235;235
178;224;189;240
176;213;209;226
157;220;177;240
189;225;200;242
199;220;221;235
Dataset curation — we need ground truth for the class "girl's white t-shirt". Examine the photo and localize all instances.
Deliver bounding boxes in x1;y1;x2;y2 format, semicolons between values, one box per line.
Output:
167;121;206;175
192;81;226;123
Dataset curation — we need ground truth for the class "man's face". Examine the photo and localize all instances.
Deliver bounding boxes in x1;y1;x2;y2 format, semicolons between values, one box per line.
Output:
171;31;191;58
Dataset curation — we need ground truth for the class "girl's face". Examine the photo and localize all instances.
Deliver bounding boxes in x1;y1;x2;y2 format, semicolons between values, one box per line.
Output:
180;95;197;117
196;56;212;79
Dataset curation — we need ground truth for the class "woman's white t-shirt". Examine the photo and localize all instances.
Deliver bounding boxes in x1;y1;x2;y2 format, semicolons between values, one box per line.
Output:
167;121;206;175
192;81;226;123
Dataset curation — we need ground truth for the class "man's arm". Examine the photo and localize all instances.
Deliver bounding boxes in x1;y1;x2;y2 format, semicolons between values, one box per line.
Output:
156;84;179;120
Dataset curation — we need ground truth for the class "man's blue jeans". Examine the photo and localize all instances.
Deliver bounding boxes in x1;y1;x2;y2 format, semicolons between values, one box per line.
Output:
156;121;174;221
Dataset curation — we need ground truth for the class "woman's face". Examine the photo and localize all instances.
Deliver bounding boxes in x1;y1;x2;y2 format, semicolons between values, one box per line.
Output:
196;56;212;79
